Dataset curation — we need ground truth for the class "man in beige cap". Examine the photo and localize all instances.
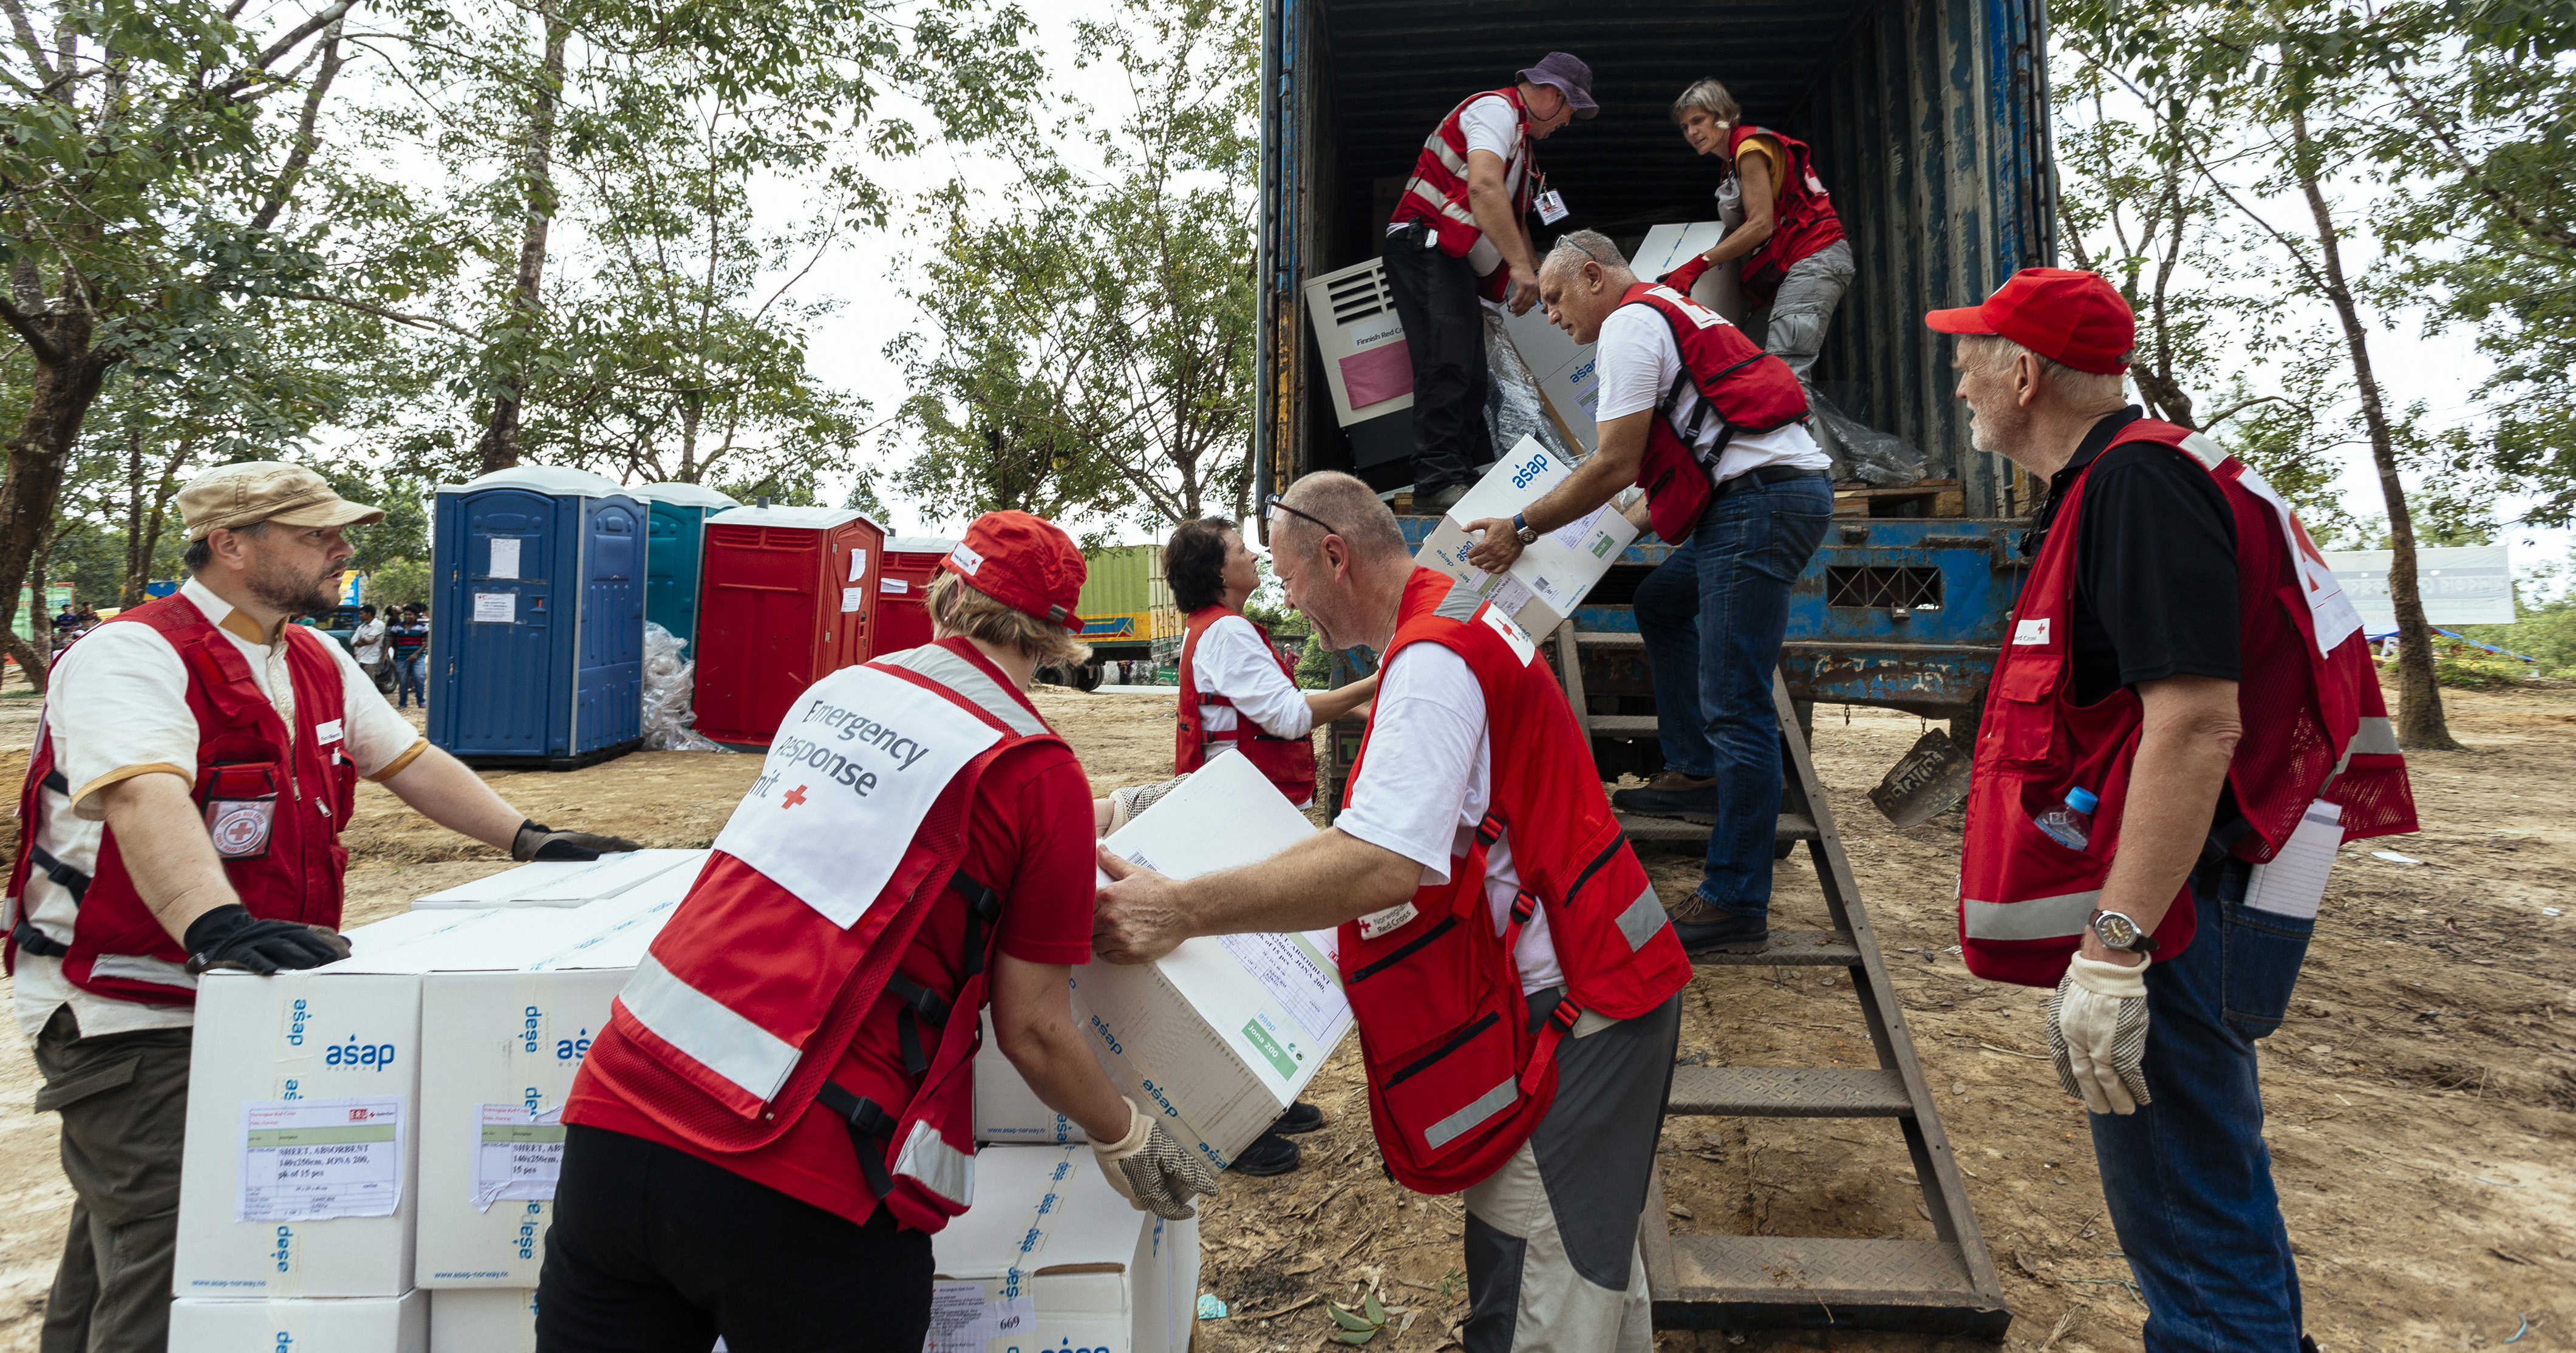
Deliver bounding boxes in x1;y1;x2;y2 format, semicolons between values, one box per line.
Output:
2;462;641;1352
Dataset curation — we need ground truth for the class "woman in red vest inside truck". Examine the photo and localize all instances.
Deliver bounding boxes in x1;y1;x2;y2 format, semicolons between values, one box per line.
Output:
1161;514;1378;1176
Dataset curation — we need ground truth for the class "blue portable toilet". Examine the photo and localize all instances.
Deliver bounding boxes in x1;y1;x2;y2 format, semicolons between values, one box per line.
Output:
634;481;738;654
428;466;647;769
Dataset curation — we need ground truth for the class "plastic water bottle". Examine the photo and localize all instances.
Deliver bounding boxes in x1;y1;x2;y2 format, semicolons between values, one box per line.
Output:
2034;787;2099;850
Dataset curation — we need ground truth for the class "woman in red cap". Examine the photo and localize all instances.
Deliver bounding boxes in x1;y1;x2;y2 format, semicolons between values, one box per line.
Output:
539;511;1216;1353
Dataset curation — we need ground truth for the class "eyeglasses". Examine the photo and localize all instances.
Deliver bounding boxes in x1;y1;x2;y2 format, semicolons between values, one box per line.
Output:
1264;493;1339;539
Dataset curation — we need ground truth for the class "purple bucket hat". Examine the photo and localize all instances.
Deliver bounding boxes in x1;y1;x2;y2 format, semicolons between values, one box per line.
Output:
1518;52;1598;118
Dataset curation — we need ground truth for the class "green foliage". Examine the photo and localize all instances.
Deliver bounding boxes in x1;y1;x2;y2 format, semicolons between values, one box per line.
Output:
369;557;435;610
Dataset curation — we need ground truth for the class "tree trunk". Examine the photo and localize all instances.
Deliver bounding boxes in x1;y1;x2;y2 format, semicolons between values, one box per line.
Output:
474;4;571;475
123;426;147;606
2286;105;2453;750
0;307;114;695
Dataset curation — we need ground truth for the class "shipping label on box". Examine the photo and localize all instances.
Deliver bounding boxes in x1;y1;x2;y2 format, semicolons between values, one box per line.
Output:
930;1145;1198;1353
169;1290;428;1353
431;1287;538;1353
1414;435;1641;638
1085;752;1350;1170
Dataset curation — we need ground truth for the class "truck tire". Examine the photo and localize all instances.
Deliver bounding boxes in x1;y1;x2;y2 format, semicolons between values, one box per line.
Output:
1074;663;1104;692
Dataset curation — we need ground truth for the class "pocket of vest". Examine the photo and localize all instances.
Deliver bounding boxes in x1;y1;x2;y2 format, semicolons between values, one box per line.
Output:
1377;1008;1520;1159
1994;653;2063;765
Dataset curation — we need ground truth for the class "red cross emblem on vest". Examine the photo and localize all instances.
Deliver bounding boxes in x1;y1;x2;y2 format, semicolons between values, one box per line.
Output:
782;785;809;809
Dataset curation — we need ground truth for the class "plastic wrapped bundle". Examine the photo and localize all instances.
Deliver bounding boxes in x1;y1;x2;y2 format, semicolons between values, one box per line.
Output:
1482;306;1585;466
1808;388;1929;486
640;622;730;752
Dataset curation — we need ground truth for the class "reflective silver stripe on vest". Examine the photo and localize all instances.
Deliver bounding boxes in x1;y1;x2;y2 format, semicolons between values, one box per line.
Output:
617;953;803;1104
2332;715;2400;776
88;953;197;990
1406;178;1480;230
1615;886;1667;952
1434;579;1485;622
1423;131;1470;178
890;1118;975;1207
2177;431;2231;469
879;646;1048;738
1423;1077;1519;1151
1960;891;2101;942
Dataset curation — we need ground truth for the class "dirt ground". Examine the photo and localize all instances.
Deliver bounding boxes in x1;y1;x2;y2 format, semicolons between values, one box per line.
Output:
0;675;2568;1352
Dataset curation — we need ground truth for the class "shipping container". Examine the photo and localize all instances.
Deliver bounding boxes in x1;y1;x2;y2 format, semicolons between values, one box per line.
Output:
634;481;741;655
876;536;956;658
428;467;646;769
692;505;885;747
1067;545;1181;690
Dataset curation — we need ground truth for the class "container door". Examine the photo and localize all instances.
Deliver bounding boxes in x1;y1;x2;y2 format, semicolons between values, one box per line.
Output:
433;489;555;757
644;502;691;649
830;520;884;666
574;497;646;754
696;525;822;745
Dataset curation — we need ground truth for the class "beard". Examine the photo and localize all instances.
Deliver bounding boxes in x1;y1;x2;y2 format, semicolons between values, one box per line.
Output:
247;551;342;620
1966;393;2030;458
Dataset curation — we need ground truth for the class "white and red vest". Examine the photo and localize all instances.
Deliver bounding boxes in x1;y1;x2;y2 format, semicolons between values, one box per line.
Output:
1617;281;1813;543
1958;421;2418;985
1174;605;1317;805
3;595;356;1006
1727;124;1845;306
571;639;1064;1231
1389;87;1536;302
1337;569;1692;1193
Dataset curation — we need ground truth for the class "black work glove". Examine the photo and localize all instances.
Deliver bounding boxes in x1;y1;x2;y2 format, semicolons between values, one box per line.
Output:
182;905;353;976
512;819;644;862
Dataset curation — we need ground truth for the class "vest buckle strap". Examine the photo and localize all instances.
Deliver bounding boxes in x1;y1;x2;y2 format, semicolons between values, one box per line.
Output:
29;845;90;905
11;916;71;958
816;1080;901;1201
1475;813;1505;848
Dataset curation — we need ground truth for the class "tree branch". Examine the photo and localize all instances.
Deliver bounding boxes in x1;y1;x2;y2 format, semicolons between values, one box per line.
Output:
284;291;480;338
0;0;53;84
209;0;352;100
2201;395;2298;426
0;293;63;364
248;18;344;233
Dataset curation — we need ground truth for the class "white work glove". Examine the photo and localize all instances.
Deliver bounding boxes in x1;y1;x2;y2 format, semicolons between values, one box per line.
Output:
1091;1097;1218;1220
1105;775;1188;835
2046;955;2153;1115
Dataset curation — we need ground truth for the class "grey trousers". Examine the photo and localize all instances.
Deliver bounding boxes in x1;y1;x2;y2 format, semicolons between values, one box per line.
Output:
1742;239;1855;385
33;1005;192;1353
1461;995;1682;1353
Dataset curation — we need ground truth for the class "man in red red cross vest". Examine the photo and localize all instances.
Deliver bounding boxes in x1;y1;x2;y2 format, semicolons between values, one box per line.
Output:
1926;270;2417;1352
1099;472;1691;1353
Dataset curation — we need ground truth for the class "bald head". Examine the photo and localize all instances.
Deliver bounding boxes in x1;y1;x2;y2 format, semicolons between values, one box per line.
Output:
1273;471;1408;562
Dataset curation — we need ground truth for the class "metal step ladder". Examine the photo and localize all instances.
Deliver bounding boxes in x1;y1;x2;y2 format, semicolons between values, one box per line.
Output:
1547;622;2012;1337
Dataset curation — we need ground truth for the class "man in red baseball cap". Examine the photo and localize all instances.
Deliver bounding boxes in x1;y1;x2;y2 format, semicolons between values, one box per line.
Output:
544;510;1216;1352
1928;270;2415;1352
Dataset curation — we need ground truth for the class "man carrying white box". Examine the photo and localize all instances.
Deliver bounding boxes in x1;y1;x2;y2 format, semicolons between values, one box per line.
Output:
4;462;639;1353
543;511;1213;1353
1463;231;1832;954
1099;474;1689;1353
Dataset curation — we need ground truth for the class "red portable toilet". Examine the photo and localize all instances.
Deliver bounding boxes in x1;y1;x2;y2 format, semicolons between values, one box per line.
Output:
693;505;885;747
874;536;956;658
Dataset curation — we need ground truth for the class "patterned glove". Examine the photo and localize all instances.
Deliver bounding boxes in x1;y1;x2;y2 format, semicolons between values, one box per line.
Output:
1091;1097;1218;1219
2047;955;2153;1114
512;819;642;862
1105;776;1190;836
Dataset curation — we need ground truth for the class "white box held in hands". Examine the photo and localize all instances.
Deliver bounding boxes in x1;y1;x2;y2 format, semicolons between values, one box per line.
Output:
1088;750;1350;1170
410;850;704;910
929;1144;1198;1353
168;1291;427;1352
1414;435;1641;638
431;1287;539;1353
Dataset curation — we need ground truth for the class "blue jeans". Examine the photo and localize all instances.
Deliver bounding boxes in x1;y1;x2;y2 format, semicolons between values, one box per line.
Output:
1630;475;1833;913
2089;857;2314;1351
395;654;426;708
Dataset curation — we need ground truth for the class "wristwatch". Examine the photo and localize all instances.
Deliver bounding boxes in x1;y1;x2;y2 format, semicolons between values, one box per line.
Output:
2089;908;2159;954
1511;513;1539;545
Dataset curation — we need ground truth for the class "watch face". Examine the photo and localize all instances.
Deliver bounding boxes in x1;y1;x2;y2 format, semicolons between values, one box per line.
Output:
2095;910;2142;949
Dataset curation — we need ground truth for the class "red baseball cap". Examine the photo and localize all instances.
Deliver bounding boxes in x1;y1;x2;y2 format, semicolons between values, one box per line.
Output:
941;511;1088;632
1924;268;2135;375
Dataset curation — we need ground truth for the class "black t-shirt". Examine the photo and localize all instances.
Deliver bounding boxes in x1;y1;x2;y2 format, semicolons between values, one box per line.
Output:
2025;407;2240;706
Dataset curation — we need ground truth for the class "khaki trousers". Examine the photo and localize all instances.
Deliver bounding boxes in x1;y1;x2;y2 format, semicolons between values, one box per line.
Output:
32;1004;192;1353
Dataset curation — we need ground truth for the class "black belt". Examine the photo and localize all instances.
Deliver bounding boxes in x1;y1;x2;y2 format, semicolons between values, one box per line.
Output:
12;918;70;958
1712;465;1830;499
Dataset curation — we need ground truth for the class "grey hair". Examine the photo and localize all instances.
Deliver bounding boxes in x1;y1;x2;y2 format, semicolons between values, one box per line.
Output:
1542;229;1632;282
1957;333;2130;406
1274;471;1409;561
1671;78;1740;127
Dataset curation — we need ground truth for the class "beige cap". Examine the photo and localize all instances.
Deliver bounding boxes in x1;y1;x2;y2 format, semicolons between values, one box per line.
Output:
178;462;385;541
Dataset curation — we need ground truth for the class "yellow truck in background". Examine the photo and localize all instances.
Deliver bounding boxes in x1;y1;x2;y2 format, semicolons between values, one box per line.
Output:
1068;544;1180;690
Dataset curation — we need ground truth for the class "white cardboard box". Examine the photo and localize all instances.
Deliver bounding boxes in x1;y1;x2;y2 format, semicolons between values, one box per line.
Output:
972;1009;1094;1145
431;1287;537;1353
1631;221;1745;322
933;1145;1198;1353
409;850;703;910
1084;752;1349;1171
1414;435;1641;638
169;1291;427;1352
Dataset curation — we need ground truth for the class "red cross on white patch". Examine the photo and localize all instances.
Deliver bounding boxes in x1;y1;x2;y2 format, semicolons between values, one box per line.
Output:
782;785;809;809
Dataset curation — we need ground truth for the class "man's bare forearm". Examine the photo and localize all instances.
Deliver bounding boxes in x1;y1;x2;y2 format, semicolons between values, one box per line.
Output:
1303;673;1378;727
1518;417;1647;534
382;745;528;851
2091;676;2241;959
97;773;240;940
1468;180;1535;274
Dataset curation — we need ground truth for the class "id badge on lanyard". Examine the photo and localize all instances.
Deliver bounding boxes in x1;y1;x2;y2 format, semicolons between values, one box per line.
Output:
1532;168;1569;225
203;763;279;860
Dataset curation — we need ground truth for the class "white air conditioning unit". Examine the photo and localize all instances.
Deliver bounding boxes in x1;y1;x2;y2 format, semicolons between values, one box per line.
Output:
1303;257;1414;428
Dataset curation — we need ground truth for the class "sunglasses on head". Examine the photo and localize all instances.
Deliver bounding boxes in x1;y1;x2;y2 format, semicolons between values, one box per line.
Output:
1264;493;1340;539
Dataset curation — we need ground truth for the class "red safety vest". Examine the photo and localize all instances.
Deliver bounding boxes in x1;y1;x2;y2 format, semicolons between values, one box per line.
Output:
1337;569;1692;1193
572;638;1065;1232
1958;421;2419;986
1389;87;1536;303
1727;124;1845;307
1174;605;1318;805
1617;281;1813;544
2;595;355;1006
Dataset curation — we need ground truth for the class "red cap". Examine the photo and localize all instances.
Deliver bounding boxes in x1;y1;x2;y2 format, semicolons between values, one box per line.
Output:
941;511;1088;632
1924;268;2135;375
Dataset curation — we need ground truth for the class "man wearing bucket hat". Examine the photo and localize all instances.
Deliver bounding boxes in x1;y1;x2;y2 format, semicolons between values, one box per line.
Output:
545;511;1212;1353
1929;271;2416;1352
4;461;641;1352
1386;52;1597;517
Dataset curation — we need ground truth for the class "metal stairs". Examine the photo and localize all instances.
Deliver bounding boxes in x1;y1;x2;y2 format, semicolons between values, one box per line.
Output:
1546;621;2012;1337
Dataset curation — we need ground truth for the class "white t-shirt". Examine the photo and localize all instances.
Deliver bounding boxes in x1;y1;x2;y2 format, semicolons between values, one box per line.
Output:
1594;299;1832;486
350;618;387;664
12;578;431;1042
1389;94;1527;276
1190;615;1315;808
1331;643;1561;995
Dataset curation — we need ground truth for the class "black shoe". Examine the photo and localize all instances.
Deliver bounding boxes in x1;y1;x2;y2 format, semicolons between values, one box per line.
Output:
1610;773;1720;823
1270;1101;1324;1136
1228;1132;1301;1176
1672;906;1769;953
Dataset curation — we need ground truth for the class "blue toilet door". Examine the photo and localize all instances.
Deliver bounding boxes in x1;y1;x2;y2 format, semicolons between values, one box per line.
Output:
443;489;557;756
573;497;645;753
